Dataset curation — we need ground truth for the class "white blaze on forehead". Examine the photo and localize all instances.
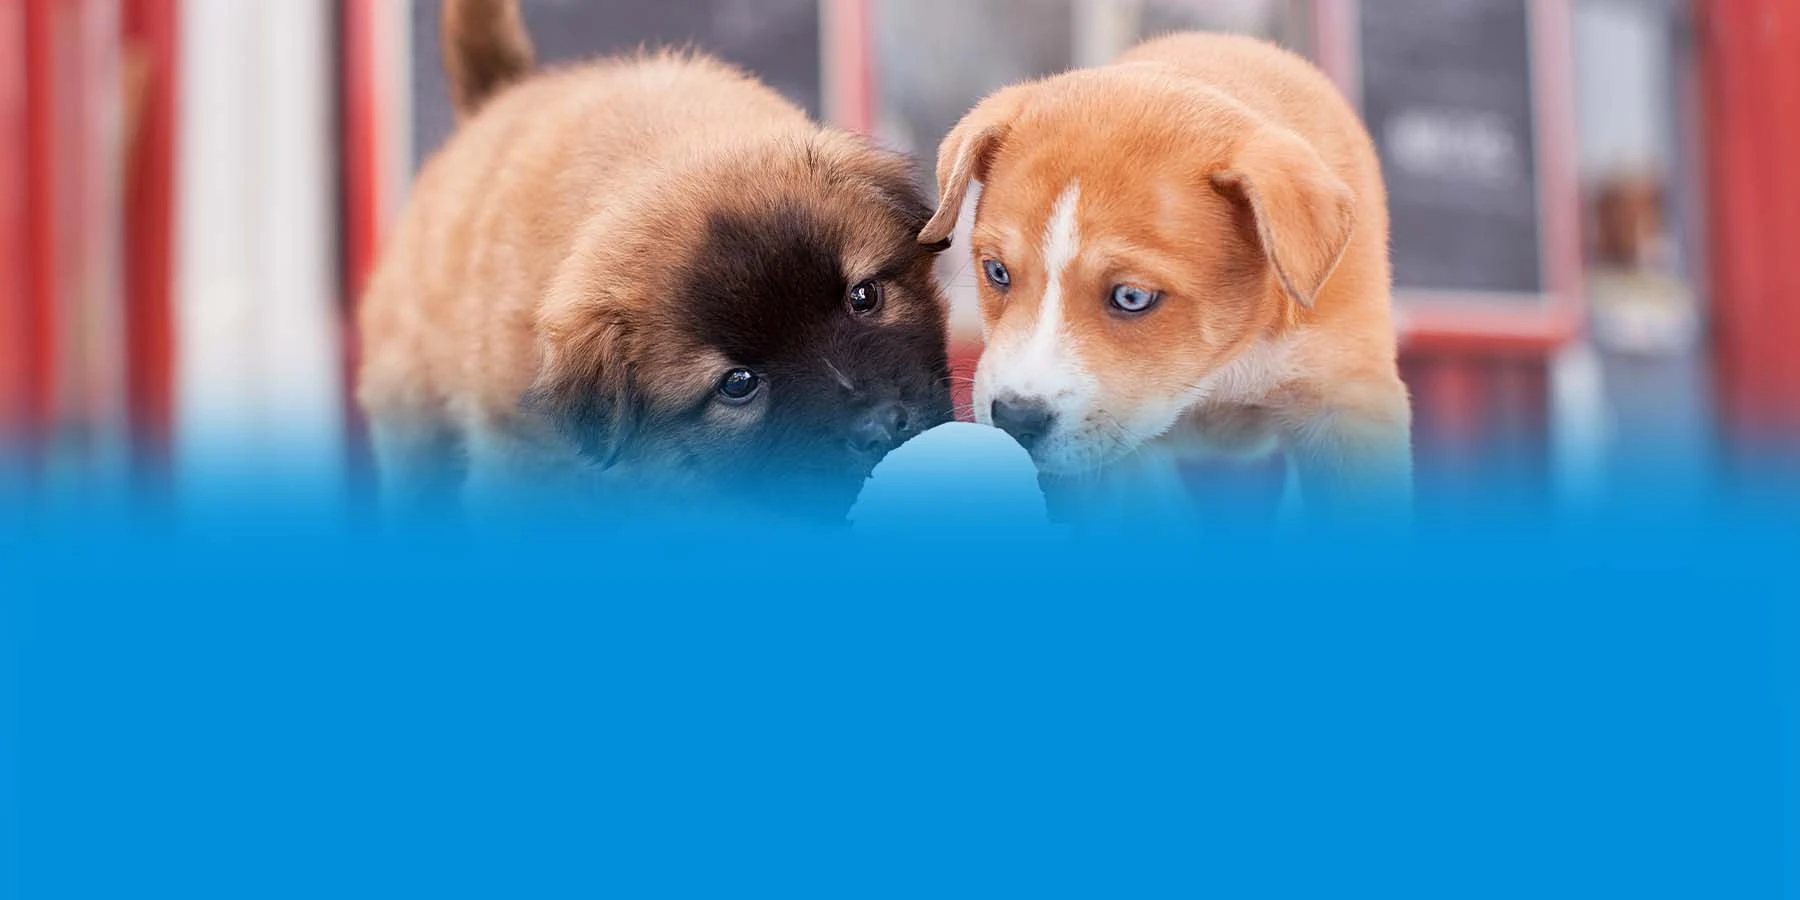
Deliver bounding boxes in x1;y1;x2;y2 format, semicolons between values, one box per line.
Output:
975;181;1097;456
1032;181;1083;355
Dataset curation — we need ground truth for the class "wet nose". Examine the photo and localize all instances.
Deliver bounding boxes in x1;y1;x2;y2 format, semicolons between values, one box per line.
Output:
990;396;1055;450
852;401;910;456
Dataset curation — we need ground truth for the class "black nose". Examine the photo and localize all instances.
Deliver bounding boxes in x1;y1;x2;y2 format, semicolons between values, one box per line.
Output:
852;401;910;456
991;396;1055;450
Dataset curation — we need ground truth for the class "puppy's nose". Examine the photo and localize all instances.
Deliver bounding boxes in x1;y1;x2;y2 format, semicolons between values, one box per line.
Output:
852;401;910;456
991;396;1055;450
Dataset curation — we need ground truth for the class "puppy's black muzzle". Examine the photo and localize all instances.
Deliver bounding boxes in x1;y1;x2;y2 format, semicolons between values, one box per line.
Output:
850;400;912;459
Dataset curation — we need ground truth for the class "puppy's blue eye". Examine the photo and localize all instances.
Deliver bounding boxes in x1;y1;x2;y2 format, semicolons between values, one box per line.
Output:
1110;284;1161;314
983;259;1011;289
718;368;761;403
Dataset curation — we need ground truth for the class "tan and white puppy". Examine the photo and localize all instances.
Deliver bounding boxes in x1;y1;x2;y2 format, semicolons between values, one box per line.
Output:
920;32;1412;523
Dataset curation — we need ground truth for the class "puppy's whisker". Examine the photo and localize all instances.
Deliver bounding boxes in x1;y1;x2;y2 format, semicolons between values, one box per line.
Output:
821;357;856;393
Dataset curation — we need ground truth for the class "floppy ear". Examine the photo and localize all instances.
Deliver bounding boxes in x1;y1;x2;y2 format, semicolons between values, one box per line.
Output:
844;138;943;250
522;310;639;470
918;86;1031;248
1211;127;1357;309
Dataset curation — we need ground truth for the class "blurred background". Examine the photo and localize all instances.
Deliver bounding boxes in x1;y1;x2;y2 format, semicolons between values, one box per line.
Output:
1;0;1796;517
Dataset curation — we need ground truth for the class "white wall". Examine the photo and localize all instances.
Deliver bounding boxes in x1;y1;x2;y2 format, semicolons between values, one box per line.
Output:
176;0;343;503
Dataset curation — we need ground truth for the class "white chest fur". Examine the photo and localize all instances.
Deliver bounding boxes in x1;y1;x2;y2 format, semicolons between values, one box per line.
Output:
1164;335;1303;461
1191;335;1299;409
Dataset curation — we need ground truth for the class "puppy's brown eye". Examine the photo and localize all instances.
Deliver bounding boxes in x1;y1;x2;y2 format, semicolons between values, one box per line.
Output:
847;280;884;315
718;368;761;404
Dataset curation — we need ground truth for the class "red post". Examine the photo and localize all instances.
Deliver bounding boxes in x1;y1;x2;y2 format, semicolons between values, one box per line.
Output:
341;0;382;307
121;0;178;479
0;0;27;447
21;0;65;452
1703;0;1800;460
823;0;875;133
340;0;385;490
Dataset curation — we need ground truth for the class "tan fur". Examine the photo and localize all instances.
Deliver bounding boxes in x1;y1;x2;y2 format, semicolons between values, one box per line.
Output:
924;33;1413;523
440;0;534;119
359;6;944;518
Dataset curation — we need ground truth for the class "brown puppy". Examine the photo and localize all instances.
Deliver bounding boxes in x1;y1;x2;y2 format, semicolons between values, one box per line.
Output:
919;32;1413;524
359;0;953;521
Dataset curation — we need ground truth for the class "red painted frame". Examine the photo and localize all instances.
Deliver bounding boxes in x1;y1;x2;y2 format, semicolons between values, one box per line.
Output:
21;0;65;447
340;0;390;484
823;0;875;132
121;0;178;476
341;0;385;307
1702;0;1800;453
0;0;27;442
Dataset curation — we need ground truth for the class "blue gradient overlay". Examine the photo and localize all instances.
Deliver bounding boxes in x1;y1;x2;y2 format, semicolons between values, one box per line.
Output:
3;468;1797;898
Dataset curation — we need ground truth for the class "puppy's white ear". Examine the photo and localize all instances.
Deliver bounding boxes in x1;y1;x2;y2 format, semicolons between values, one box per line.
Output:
1212;127;1357;309
919;86;1031;248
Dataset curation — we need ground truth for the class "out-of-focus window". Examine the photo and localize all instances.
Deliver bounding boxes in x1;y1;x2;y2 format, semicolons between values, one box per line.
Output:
1574;0;1702;356
409;0;823;168
1571;0;1714;491
1135;0;1310;53
872;0;1307;164
1359;1;1551;303
871;0;1072;164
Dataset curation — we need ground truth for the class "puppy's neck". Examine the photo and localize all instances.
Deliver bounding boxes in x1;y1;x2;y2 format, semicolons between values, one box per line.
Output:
1192;331;1300;410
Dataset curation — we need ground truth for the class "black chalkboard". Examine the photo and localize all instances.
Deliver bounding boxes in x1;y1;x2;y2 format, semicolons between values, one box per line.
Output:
1359;0;1544;297
410;0;822;168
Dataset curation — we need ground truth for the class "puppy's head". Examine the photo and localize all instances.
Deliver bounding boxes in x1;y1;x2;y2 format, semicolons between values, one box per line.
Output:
921;75;1355;474
530;132;953;518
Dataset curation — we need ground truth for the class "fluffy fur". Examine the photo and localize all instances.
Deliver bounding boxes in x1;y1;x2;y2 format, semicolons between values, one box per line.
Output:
358;0;952;522
920;33;1413;522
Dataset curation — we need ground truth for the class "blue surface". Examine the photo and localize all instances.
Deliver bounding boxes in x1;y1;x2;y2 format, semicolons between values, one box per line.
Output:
3;487;1796;898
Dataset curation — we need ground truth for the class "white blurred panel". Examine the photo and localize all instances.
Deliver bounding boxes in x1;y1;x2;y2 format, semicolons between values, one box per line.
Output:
176;0;343;503
1574;0;1669;177
384;0;416;219
1073;0;1143;67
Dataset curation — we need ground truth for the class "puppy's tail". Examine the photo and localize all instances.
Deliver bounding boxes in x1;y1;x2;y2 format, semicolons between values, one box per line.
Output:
442;0;535;119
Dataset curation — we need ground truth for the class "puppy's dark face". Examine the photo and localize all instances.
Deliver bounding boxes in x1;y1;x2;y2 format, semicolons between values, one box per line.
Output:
530;136;953;519
663;201;953;512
